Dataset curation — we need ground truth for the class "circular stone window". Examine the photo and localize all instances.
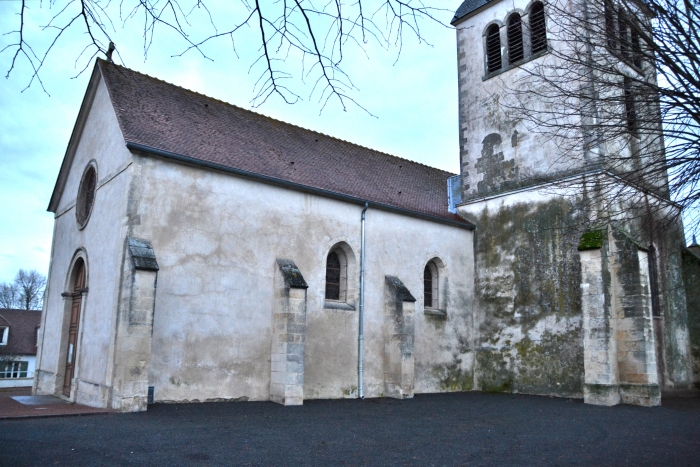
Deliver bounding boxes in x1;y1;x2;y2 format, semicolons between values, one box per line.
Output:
76;163;97;229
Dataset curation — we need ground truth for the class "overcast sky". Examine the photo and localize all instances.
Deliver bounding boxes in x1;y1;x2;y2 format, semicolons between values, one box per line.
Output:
0;2;463;283
2;2;695;285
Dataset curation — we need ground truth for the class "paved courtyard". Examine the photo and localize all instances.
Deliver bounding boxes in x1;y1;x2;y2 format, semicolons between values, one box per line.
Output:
1;392;698;466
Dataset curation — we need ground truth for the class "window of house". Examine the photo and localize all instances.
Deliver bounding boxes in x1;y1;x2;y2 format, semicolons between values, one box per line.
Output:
530;2;548;54
0;327;7;346
0;361;28;379
486;24;502;73
423;262;439;309
76;163;97;229
508;14;524;64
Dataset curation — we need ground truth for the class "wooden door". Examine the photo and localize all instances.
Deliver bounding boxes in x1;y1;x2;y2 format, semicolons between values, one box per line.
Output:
63;261;86;397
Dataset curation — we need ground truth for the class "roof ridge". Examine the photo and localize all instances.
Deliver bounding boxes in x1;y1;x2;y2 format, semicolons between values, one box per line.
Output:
97;59;455;177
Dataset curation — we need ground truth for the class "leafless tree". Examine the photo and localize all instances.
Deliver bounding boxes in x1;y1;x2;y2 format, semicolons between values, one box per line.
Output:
503;0;699;241
4;270;47;311
0;283;19;309
1;0;449;112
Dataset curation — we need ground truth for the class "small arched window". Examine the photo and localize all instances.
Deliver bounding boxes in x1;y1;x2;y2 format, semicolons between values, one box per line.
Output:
325;252;341;300
530;2;547;53
508;14;524;64
486;24;502;73
423;262;439;309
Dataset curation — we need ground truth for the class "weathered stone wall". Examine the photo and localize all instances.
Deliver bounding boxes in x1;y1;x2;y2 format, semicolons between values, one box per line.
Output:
35;74;133;408
128;155;474;403
459;191;585;397
580;227;660;406
455;1;585;203
682;247;700;389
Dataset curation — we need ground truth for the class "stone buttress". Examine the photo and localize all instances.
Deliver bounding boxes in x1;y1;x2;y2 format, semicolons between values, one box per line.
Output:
384;276;416;399
579;226;660;406
111;237;159;411
271;259;308;405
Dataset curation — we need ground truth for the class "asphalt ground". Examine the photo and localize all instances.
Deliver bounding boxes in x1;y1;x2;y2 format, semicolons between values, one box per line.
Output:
1;392;699;467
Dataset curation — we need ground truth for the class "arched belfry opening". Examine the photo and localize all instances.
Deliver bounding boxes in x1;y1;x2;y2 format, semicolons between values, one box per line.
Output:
62;257;87;398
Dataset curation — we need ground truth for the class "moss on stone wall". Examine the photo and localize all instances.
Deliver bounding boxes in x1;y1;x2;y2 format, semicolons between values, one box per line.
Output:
578;230;605;251
682;248;700;387
431;355;474;392
472;198;584;397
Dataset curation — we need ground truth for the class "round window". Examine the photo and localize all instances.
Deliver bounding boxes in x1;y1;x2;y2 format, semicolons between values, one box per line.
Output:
76;163;97;229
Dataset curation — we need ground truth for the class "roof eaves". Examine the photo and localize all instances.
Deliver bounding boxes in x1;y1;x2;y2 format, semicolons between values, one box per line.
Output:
451;0;500;25
126;141;475;230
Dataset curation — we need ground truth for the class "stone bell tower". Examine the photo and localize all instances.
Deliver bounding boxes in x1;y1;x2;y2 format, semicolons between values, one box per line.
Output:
450;0;694;405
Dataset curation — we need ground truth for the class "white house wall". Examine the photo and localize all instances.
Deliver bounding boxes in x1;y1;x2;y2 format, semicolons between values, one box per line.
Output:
35;74;133;407
128;155;474;403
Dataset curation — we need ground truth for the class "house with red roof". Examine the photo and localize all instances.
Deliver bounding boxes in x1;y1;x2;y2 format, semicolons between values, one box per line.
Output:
0;309;41;388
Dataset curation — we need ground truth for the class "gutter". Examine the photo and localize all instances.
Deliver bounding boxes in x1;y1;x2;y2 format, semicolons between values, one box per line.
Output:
125;142;474;230
358;202;368;399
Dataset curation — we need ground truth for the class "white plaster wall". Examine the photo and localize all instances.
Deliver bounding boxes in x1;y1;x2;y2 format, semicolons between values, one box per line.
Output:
131;156;474;402
36;74;132;404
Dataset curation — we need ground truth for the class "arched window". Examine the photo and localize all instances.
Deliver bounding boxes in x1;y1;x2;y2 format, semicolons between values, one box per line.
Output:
486;24;502;73
323;243;356;309
530;2;547;54
423;262;439;309
508;14;524;63
325;252;341;300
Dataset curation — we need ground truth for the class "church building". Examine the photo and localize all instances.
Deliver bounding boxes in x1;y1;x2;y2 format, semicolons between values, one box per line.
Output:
34;0;698;411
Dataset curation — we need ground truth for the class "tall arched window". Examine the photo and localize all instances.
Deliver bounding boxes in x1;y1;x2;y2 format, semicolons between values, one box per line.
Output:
423;262;439;309
325;252;341;300
508;14;524;63
486;24;502;73
530;2;547;53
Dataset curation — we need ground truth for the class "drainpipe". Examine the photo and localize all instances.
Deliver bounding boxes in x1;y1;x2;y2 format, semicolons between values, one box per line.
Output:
358;202;368;399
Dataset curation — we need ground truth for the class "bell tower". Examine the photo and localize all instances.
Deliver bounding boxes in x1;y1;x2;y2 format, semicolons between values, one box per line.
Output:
450;0;694;405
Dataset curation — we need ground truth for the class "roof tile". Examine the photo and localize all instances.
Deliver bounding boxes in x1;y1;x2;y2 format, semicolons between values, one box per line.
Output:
0;309;41;356
97;61;469;225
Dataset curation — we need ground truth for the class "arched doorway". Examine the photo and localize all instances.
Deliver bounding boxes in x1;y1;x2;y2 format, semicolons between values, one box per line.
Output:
63;258;86;397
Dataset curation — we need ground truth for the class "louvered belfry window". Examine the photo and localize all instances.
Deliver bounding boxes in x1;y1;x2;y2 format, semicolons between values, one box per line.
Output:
325;252;341;300
508;14;524;63
624;77;638;134
486;25;502;73
530;2;547;53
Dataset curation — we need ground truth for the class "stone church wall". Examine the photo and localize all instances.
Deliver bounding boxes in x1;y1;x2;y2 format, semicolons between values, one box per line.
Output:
682;247;700;389
459;190;586;397
455;1;585;203
35;75;134;407
127;154;474;403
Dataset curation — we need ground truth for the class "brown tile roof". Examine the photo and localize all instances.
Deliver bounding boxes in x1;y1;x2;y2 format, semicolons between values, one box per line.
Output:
97;60;471;226
0;309;41;356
